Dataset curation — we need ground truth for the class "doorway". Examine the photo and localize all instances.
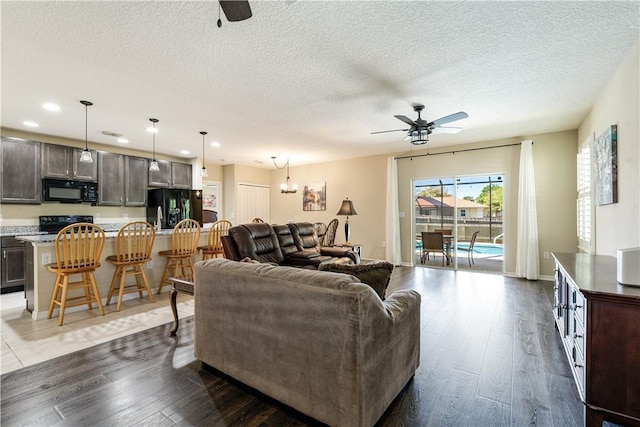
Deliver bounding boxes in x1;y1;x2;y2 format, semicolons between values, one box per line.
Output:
414;174;504;273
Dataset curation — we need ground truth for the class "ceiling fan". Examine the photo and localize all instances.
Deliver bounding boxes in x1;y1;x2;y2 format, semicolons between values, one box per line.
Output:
218;1;252;27
372;104;468;145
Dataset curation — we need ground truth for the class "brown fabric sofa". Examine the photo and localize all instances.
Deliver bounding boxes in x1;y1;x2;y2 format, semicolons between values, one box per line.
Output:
222;222;358;268
194;258;421;427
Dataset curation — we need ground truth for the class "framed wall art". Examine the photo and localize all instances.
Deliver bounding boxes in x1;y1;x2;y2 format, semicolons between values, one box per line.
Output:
303;182;326;211
592;124;618;205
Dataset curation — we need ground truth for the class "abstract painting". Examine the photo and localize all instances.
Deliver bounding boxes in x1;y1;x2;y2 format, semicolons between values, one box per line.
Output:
303;182;326;211
593;125;618;205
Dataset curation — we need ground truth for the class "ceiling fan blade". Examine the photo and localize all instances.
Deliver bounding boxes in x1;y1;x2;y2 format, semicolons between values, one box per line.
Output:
432;126;463;134
371;128;409;135
394;115;417;127
431;111;468;126
219;1;252;22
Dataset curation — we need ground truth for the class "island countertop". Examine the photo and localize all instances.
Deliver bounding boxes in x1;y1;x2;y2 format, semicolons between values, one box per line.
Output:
19;229;209;320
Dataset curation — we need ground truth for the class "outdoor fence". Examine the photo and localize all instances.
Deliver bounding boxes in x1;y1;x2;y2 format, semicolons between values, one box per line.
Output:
416;216;503;243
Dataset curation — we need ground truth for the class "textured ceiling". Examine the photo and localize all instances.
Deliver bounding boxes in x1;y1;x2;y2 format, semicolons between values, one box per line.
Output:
2;1;638;167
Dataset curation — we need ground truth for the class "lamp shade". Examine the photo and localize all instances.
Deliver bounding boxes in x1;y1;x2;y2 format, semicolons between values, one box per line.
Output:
336;199;357;216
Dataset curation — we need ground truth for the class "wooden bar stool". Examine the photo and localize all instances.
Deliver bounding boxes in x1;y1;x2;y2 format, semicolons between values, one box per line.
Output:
106;221;156;311
157;219;201;293
198;219;232;260
47;223;106;326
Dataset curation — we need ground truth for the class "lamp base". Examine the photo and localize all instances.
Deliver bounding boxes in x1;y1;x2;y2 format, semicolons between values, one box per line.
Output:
344;221;351;244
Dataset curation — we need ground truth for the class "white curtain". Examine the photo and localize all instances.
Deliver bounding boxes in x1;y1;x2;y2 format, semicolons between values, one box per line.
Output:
385;157;402;265
516;140;540;280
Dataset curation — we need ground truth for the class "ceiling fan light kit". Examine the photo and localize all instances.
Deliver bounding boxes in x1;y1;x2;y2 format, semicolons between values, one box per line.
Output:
373;103;468;146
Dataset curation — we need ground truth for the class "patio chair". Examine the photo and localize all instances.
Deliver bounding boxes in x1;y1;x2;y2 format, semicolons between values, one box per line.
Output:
420;231;445;266
459;230;480;266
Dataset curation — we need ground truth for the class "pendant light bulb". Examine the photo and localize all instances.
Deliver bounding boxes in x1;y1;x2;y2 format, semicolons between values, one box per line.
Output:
79;100;93;163
200;131;208;177
149;118;160;172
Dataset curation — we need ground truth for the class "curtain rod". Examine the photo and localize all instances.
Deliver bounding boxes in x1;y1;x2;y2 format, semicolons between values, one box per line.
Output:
394;141;526;160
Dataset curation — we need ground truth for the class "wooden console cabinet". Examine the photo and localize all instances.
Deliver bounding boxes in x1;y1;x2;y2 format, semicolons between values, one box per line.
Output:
553;253;640;427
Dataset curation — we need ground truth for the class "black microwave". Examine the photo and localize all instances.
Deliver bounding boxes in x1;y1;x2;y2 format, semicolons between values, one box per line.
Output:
43;178;98;203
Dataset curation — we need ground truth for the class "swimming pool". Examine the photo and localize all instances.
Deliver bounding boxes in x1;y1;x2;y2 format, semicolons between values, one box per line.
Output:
456;242;503;256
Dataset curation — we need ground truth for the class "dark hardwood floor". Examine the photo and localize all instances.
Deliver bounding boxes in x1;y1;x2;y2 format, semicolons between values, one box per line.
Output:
1;267;584;426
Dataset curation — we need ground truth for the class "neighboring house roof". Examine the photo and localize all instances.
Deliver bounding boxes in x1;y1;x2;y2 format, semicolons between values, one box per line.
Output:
415;197;437;208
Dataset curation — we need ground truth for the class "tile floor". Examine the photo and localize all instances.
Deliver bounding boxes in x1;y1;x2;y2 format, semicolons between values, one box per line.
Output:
0;290;194;375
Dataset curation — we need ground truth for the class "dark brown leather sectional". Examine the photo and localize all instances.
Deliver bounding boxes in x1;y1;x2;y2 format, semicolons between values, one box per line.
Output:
222;222;359;268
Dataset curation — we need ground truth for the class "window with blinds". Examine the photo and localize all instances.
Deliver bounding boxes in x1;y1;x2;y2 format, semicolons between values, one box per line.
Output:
577;136;593;252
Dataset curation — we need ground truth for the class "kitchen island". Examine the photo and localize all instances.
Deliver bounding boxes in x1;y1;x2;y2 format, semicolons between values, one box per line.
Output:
17;229;208;320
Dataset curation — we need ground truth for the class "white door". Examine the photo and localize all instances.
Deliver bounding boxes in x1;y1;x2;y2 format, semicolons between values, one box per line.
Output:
237;183;270;225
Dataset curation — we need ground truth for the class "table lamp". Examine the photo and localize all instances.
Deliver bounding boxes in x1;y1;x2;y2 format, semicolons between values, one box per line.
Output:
336;198;357;244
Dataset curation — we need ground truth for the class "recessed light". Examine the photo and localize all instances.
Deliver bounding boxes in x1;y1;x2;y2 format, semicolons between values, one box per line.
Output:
180;150;190;155
117;138;129;143
23;121;39;128
211;141;221;147
42;103;60;111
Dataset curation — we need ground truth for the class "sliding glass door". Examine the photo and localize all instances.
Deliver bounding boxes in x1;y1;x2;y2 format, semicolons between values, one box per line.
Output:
414;174;504;273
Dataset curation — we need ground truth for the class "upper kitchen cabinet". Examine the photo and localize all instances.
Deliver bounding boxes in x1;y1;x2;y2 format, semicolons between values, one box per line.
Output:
1;138;41;204
148;160;171;187
124;156;148;206
171;162;192;189
97;151;124;205
98;153;149;206
41;143;98;181
149;160;192;189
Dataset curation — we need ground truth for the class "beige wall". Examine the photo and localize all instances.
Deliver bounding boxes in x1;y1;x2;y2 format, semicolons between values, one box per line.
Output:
578;41;640;256
221;163;271;223
270;154;389;260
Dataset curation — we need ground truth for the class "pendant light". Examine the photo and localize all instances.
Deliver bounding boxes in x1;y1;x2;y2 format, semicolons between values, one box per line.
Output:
271;156;297;194
200;131;208;177
79;100;93;163
148;118;160;172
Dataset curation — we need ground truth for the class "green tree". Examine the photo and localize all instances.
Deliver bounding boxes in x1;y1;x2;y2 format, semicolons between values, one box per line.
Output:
476;184;503;216
416;186;451;198
463;196;475;202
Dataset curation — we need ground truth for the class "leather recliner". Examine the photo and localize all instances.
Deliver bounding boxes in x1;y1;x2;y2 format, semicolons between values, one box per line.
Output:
288;222;360;264
222;222;359;268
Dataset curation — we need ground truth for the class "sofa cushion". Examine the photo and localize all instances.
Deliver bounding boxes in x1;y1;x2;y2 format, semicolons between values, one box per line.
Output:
319;261;394;300
228;223;285;264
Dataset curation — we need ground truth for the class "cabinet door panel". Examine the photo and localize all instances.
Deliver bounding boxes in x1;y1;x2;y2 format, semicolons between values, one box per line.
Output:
1;138;41;204
72;149;98;181
41;144;71;179
171;162;192;189
149;160;171;187
125;156;148;206
98;152;124;205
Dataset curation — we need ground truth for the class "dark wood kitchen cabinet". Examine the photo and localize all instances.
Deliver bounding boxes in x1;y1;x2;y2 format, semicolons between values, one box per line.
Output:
97;151;124;205
149;160;192;189
1;236;25;294
553;252;640;427
148;160;171;187
0;137;41;204
124;156;148;206
41;143;97;181
171;162;192;189
98;152;148;206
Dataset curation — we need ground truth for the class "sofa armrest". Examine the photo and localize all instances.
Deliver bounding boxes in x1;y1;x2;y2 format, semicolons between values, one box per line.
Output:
320;246;360;263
